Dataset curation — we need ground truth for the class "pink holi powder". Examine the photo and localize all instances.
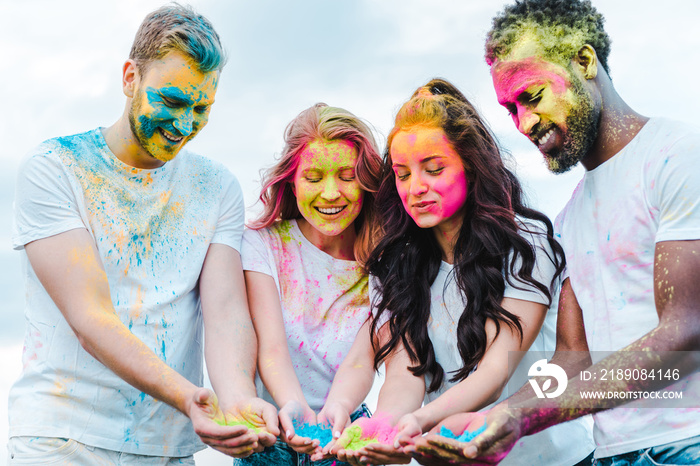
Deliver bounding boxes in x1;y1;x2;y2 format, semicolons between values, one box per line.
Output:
342;414;397;451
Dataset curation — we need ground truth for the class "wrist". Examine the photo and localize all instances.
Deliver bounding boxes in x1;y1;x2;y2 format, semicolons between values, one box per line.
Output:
412;407;433;432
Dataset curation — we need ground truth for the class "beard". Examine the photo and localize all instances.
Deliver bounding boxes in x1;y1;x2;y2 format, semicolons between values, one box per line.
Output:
127;91;179;163
128;91;155;156
545;72;600;174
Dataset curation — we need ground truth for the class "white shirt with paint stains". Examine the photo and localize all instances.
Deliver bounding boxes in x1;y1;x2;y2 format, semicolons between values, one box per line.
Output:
241;219;370;412
555;118;700;458
11;128;245;456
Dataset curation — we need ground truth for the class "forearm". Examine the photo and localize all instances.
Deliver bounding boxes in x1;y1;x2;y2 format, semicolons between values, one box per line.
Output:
414;367;506;432
26;232;199;415
374;371;424;423
325;358;376;414
505;348;592;406
204;312;259;408
75;307;198;414
256;344;308;407
515;322;699;436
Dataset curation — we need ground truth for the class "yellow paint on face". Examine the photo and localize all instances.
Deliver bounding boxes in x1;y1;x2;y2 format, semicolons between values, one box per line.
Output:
293;139;364;238
490;35;598;173
129;51;219;167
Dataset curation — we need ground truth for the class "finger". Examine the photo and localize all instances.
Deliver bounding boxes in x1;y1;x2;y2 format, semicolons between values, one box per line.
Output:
197;424;250;443
415;442;464;462
260;402;281;437
331;413;350;439
279;413;296;442
287;435;317;451
425;436;466;455
361;450;411;464
210;440;260;458
199;431;258;449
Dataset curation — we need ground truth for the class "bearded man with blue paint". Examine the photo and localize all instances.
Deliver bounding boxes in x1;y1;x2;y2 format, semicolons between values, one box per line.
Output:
406;1;700;465
9;5;278;464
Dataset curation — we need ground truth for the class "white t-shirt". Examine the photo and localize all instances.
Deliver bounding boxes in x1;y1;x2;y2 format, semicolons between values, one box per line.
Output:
11;128;245;457
555;118;700;458
372;219;594;465
241;219;370;412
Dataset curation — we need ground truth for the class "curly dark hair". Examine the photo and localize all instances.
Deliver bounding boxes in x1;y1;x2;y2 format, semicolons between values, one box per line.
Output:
485;0;611;74
367;78;565;393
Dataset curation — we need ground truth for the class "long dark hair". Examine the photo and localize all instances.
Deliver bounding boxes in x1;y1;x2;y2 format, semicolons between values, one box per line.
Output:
367;78;565;392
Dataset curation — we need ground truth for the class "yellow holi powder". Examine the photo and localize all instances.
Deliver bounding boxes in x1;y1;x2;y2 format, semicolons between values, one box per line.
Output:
214;417;263;432
342;422;396;451
342;424;377;450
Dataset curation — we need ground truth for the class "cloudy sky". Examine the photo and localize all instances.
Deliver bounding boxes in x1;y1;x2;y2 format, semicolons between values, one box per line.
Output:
0;0;699;462
2;0;700;244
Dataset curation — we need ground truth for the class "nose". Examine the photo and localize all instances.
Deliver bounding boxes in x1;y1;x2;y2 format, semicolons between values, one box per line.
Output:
320;177;341;201
173;108;194;136
517;108;539;136
409;173;428;197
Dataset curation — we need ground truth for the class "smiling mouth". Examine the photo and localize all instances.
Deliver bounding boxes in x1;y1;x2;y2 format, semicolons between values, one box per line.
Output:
159;128;184;144
535;128;554;147
315;206;346;215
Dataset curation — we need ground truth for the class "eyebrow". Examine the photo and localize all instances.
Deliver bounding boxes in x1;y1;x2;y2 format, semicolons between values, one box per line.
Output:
392;154;445;168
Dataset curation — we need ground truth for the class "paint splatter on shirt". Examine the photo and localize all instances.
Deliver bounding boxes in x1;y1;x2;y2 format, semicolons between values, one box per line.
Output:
555;118;700;457
11;128;245;456
241;219;369;411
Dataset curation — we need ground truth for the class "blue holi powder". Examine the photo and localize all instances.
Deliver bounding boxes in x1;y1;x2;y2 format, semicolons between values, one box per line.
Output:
293;421;333;448
438;422;487;443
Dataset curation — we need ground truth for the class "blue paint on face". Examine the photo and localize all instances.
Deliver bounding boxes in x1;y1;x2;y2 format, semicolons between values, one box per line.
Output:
127;51;218;165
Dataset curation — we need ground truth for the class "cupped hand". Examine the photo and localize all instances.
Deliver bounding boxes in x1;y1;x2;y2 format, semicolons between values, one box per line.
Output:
279;400;321;455
187;388;262;458
408;407;519;465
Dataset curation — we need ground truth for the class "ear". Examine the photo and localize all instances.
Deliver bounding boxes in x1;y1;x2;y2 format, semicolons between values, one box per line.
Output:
575;45;598;80
122;59;139;98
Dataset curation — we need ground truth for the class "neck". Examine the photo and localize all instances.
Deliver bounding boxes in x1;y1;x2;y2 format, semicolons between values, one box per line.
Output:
296;218;357;261
581;73;648;171
433;218;461;264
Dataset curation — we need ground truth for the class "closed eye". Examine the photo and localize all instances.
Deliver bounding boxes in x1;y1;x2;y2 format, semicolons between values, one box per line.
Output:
528;90;543;104
394;171;410;181
161;96;183;108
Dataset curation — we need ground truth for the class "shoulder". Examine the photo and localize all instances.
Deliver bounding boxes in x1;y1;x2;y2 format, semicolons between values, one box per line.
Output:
244;220;296;245
554;177;585;233
634;118;700;166
18;130;98;175
515;216;550;245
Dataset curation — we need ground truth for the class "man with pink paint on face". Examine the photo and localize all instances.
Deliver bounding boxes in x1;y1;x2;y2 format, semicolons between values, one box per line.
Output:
413;1;700;465
9;4;278;465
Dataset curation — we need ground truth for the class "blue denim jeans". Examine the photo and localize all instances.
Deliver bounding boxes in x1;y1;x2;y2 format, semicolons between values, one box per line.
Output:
232;404;372;466
594;434;700;465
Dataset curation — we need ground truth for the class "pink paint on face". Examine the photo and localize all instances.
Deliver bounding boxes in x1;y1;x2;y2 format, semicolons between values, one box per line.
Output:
491;54;572;144
490;37;599;173
390;126;468;239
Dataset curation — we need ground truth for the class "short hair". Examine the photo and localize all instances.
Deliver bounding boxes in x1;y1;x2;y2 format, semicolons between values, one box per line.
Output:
130;3;226;74
250;103;383;266
485;0;611;74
